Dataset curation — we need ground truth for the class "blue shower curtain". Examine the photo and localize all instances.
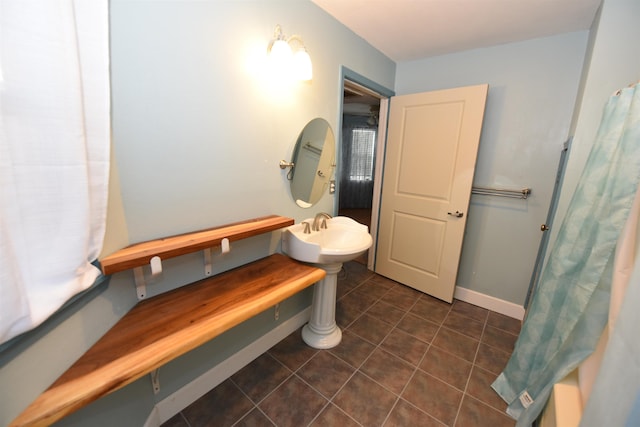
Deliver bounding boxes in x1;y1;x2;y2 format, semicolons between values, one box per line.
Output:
492;84;640;425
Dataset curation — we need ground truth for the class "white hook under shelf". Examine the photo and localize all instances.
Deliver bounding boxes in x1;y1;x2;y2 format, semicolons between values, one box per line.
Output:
150;256;162;276
221;238;230;254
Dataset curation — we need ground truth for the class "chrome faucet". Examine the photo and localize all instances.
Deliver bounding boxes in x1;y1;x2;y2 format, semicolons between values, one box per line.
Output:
312;212;332;231
302;221;311;234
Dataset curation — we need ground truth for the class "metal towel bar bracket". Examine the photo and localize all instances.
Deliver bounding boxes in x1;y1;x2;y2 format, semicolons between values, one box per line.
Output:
471;186;531;199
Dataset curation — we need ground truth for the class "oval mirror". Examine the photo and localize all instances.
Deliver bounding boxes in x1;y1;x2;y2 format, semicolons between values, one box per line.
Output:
289;118;336;208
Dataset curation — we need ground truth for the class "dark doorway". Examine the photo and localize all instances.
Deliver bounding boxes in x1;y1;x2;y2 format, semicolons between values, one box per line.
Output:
339;79;383;232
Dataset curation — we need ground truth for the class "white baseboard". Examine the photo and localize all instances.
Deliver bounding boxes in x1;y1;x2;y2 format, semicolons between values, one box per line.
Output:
454;286;525;320
146;307;311;426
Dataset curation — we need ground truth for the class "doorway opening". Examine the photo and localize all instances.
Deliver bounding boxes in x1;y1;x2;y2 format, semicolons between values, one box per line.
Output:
338;77;389;266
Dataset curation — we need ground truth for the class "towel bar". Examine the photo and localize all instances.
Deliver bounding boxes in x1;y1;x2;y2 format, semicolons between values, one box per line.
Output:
471;186;531;199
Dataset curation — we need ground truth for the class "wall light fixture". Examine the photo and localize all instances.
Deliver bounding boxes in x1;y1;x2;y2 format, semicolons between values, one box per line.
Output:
267;25;312;81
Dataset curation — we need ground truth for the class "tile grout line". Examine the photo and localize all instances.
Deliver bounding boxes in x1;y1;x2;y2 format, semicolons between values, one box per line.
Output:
229;351;298;427
451;308;489;427
379;293;454;426
183;265;518;427
227;376;273;426
178;412;192;427
321;279;404;425
325;275;424;426
241;268;379;427
287;270;382;427
299;368;362;427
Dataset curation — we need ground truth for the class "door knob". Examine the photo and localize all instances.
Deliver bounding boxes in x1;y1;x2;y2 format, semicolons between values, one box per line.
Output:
541;224;549;231
447;211;464;218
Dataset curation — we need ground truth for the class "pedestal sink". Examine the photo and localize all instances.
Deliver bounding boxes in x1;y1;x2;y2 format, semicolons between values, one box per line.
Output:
281;216;372;349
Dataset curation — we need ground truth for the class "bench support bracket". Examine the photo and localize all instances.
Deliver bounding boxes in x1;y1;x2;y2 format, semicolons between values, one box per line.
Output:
133;267;147;300
150;369;160;394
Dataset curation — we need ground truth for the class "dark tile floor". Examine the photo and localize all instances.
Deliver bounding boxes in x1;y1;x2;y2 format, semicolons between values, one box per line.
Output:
162;261;520;427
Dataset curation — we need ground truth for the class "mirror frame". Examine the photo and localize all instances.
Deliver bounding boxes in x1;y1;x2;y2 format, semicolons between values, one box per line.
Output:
289;118;335;208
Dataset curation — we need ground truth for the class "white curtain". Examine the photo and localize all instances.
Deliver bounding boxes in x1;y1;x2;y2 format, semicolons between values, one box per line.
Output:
0;1;110;345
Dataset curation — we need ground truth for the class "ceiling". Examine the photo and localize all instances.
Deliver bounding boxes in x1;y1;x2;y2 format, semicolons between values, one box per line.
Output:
312;0;602;62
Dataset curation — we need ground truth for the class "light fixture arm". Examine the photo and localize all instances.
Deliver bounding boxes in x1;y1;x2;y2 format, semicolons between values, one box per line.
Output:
287;34;306;50
267;24;286;52
268;26;308;52
273;24;285;40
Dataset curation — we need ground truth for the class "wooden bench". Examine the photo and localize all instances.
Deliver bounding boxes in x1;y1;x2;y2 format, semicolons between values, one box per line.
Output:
11;216;324;427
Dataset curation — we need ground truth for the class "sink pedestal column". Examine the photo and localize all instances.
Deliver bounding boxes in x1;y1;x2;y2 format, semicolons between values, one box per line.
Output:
302;262;342;349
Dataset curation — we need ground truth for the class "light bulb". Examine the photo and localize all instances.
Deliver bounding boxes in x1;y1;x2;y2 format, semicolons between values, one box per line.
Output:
293;49;312;81
269;39;292;65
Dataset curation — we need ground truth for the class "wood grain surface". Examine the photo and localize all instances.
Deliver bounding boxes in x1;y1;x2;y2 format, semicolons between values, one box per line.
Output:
100;215;294;275
11;254;324;427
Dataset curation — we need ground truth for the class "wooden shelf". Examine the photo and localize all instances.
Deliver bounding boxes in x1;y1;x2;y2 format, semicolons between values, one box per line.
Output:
100;215;294;275
11;254;325;427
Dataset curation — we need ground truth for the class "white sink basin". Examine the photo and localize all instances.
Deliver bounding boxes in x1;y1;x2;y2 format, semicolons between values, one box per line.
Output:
281;216;372;264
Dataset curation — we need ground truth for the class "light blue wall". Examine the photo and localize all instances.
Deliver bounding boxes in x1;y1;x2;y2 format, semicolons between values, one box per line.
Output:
0;1;395;425
548;0;640;260
5;0;637;424
111;0;394;241
395;32;589;305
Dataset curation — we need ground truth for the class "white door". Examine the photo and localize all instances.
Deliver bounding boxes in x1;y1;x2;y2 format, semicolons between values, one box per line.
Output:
375;84;488;302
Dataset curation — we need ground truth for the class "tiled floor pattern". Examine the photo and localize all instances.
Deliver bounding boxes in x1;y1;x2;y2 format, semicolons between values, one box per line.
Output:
163;261;520;427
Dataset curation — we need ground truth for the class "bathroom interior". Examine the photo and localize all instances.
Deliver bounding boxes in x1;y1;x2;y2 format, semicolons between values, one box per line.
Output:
1;0;639;426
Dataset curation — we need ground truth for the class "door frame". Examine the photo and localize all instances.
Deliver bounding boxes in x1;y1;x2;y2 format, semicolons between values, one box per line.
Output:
338;67;394;269
524;137;572;311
